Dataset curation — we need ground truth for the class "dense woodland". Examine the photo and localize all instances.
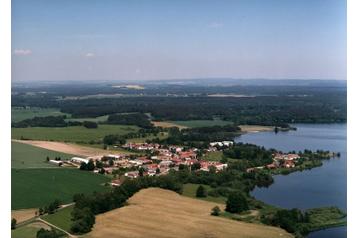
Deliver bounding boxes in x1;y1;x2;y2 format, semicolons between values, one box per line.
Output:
12;84;346;126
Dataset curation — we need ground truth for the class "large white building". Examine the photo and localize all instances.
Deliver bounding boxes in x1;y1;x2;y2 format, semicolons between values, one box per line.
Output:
70;157;90;164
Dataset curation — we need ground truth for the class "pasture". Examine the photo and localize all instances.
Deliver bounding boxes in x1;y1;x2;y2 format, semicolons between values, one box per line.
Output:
42;205;74;232
11;222;54;238
12;141;74;169
182;183;226;204
12;168;110;209
11;107;69;123
86;188;293;238
11;125;139;143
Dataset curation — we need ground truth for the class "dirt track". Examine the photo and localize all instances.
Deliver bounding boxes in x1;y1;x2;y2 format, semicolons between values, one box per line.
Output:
86;188;293;238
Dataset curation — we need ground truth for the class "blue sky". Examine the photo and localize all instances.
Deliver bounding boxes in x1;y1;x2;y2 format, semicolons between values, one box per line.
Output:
12;0;346;82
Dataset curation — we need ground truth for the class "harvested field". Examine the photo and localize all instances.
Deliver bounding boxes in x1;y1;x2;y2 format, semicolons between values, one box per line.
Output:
86;188;293;238
152;121;188;129
11;208;37;223
239;125;274;133
13;139;126;157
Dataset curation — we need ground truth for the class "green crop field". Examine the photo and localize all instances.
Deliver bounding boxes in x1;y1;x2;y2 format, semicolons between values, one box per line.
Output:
12;142;75;169
42;205;74;232
182;183;226;204
12;168;111;209
11;125;139;143
169;120;233;128
11;107;70;123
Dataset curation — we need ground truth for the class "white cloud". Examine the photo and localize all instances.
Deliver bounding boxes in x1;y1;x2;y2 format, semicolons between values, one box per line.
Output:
208;22;224;28
84;52;95;58
13;49;32;56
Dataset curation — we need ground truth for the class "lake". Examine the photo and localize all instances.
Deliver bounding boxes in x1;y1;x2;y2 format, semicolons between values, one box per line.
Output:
235;123;347;238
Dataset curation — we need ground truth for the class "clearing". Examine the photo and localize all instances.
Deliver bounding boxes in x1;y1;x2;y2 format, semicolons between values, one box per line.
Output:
86;188;293;238
12;141;75;168
12;168;110;209
11;124;139;143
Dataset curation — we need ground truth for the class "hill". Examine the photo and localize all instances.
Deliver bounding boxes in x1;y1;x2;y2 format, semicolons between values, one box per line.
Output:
86;188;293;238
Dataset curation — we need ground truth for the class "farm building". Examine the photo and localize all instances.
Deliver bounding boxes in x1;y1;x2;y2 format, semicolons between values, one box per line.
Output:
71;157;89;164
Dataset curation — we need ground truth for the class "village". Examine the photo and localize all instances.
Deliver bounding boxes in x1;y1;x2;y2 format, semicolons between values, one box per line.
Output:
46;140;306;187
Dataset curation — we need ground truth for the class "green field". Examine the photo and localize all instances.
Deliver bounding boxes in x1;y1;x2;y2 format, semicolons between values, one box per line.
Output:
12;168;111;209
182;183;226;204
12;107;69;123
42;205;74;232
12;224;43;238
65;115;109;123
12;142;75;169
170;120;233;128
201;151;224;161
11;222;67;238
11;125;139;143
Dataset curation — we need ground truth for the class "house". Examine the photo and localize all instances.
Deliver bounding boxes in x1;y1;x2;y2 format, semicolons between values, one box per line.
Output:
110;179;123;187
159;160;173;168
266;163;277;169
125;171;139;179
283;160;295;168
70;157;89;164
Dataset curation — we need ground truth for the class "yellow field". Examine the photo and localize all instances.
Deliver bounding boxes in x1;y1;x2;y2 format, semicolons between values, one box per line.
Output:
152;121;188;129
86;188;293;238
11;209;37;223
239;125;274;133
12;139;131;157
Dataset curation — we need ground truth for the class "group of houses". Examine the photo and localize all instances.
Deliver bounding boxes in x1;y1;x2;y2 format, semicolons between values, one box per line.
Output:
246;153;301;172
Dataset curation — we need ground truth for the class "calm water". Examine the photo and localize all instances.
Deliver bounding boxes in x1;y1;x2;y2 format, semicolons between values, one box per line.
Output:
235;124;347;238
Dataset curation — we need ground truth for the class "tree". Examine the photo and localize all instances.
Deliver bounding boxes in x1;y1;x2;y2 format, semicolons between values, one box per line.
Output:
39;207;44;215
225;192;249;213
196;185;207;198
191;162;201;171
11;218;16;230
46;156;50;162
139;167;145;177
156;168;160;174
36;228;62;238
83;121;98;129
211;206;221;216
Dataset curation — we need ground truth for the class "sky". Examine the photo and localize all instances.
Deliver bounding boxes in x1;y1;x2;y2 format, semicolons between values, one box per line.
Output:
12;0;347;82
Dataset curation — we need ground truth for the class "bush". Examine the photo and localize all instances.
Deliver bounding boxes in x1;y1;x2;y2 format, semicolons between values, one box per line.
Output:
211;206;221;216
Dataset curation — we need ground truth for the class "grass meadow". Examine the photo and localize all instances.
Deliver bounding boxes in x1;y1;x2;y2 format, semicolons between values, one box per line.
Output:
11;125;139;143
42;205;74;232
182;183;226;204
11;107;70;123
